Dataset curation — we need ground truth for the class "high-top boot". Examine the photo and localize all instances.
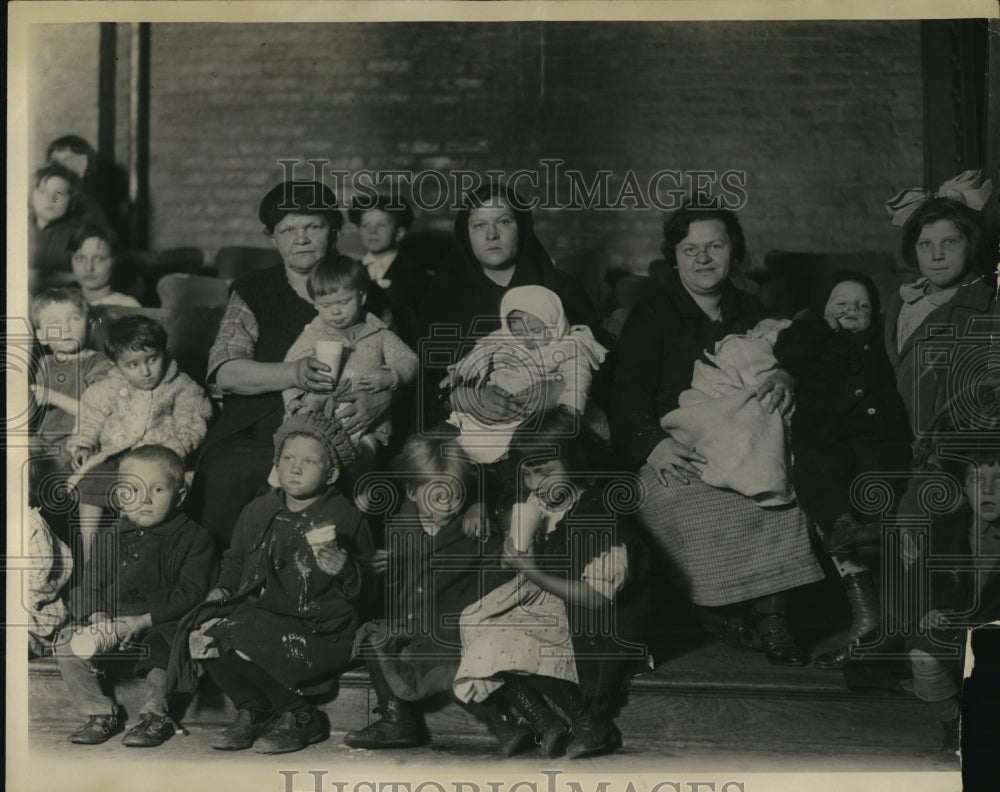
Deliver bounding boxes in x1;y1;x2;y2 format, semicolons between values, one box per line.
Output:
814;571;881;670
343;661;429;749
455;698;534;757
506;683;568;759
753;593;807;666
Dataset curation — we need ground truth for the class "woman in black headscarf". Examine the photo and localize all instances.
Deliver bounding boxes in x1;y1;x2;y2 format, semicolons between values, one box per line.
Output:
416;181;601;428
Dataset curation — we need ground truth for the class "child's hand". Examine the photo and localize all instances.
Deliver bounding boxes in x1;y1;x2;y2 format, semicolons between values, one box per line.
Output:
204;587;228;603
367;549;390;574
315;545;350;576
355;369;396;393
113;614;152;646
461;501;493;541
822;310;842;330
71;448;94;470
439;369;456;391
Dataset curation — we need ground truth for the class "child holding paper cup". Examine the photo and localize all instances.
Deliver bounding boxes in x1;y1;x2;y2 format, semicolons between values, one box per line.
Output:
195;413;377;754
282;256;418;470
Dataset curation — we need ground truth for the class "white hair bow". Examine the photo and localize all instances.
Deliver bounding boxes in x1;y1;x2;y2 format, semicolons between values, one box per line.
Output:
885;170;993;227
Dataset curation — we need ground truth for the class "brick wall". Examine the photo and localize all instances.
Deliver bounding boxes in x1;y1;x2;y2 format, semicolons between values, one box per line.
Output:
30;20;925;274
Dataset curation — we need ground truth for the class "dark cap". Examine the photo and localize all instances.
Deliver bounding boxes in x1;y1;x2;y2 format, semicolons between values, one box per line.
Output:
258;180;343;233
347;193;414;229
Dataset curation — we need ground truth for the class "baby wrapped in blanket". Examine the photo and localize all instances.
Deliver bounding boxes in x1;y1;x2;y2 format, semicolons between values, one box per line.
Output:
659;318;795;506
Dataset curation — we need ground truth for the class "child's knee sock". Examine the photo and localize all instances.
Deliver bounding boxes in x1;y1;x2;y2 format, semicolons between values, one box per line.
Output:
909;648;960;722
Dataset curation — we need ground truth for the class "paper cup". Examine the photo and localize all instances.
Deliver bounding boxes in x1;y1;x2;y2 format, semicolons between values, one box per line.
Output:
70;625;119;659
305;523;337;548
314;340;344;381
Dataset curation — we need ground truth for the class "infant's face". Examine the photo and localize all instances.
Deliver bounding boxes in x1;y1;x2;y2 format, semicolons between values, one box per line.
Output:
965;463;1000;525
31;175;73;227
314;288;365;331
35;301;88;354
116;458;183;528
824;281;872;332
507;309;551;350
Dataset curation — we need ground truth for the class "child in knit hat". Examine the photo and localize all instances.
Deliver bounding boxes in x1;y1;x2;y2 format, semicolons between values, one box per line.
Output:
196;412;377;755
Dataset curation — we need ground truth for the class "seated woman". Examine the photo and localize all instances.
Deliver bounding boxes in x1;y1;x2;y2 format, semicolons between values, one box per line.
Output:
612;204;825;666
416;180;602;431
186;181;395;548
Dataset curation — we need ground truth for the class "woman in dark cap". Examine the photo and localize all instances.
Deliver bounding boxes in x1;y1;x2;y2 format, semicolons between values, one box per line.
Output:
416;180;601;428
774;270;912;669
187;181;395;547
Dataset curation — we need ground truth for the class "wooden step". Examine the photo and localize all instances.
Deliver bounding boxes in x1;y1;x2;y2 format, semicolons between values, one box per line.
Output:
29;638;943;756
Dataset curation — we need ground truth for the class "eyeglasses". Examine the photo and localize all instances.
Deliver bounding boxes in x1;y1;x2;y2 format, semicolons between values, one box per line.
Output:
679;241;729;259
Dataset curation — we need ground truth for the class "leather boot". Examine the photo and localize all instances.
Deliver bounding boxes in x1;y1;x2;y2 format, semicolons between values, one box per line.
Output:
814;571;882;670
455;698;534;757
825;513;882;554
506;683;568;758
753;594;806;667
343;696;429;749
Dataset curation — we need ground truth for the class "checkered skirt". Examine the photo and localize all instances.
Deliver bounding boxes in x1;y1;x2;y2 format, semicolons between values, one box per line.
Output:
636;464;824;606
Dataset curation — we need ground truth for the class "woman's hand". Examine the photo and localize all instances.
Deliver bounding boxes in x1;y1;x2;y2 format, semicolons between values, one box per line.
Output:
460;502;493;541
294;357;336;394
502;535;533;570
756;369;796;418
113;614;152;646
647;436;707;487
333;383;392;436
450;383;530;424
367;549;390;575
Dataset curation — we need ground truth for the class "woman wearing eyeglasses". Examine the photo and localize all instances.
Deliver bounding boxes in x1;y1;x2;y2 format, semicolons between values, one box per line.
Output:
612;204;824;666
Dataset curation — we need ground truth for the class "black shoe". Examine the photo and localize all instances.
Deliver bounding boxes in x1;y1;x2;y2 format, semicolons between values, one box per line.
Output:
825;514;882;553
121;712;180;747
209;709;276;751
507;684;569;759
814;572;882;671
343;697;429;749
566;714;623;759
68;712;123;745
253;708;326;755
755;612;807;666
940;718;960;757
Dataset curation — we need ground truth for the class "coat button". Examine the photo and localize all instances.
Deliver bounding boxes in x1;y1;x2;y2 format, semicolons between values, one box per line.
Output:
136;530;144;537
867;407;876;415
854;389;864;397
415;586;423;594
132;553;140;560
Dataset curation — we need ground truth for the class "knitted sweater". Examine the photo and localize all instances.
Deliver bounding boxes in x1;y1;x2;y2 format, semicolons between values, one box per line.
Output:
66;359;212;484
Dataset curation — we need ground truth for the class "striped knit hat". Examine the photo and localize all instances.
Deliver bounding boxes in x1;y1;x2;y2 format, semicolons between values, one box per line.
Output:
273;412;357;471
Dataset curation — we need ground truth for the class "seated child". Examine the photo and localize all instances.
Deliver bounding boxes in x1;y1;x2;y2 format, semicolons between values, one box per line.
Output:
54;445;214;746
29;288;114;502
282;256;418;465
773;270;912;670
348;194;427;345
456;411;650;759
444;285;608;462
25;505;73;657
196;413;376;755
659;316;794;505
905;449;1000;755
65;315;212;561
29;163;83;288
343;435;527;756
69;224;139;307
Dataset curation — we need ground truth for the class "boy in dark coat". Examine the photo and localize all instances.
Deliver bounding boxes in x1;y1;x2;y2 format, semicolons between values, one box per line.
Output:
774;270;912;669
54;445;214;747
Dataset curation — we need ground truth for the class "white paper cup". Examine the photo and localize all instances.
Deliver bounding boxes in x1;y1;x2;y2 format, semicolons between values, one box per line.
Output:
70;625;119;659
305;523;337;548
314;340;344;381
